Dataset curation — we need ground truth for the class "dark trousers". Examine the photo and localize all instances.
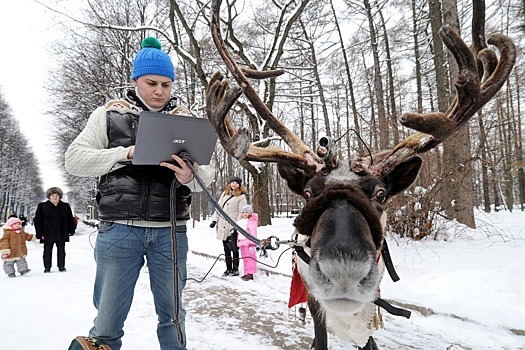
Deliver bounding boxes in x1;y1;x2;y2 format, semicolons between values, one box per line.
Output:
222;240;239;271
43;242;66;270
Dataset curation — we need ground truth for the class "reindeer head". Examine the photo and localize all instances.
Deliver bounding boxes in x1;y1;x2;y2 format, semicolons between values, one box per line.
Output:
207;0;515;318
285;152;421;314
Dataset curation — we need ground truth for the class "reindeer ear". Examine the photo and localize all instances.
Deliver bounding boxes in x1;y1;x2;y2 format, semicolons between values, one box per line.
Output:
277;163;315;195
381;156;422;197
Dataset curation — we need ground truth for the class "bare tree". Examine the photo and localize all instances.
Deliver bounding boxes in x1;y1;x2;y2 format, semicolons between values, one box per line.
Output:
0;90;44;220
363;0;389;148
44;0;524;231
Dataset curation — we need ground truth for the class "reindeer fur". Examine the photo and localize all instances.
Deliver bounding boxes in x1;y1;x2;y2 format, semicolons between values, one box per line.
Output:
207;1;516;348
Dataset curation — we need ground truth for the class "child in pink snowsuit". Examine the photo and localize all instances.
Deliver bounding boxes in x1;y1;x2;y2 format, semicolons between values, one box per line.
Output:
237;205;258;281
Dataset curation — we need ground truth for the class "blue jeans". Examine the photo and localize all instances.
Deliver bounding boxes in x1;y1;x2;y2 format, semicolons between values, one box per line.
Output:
89;222;188;350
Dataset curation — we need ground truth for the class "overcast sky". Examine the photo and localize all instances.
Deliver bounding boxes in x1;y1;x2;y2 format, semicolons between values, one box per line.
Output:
0;0;70;191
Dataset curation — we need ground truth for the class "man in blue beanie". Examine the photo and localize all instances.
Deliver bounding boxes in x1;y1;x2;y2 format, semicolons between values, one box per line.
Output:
65;37;214;350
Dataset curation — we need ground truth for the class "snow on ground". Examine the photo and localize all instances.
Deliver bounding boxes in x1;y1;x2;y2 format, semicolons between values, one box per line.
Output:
1;209;524;349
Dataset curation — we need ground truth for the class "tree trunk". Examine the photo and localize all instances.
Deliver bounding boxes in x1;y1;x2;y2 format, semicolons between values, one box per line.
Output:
490;149;502;211
428;0;447;112
363;0;388;149
477;111;492;212
513;69;525;210
251;165;272;227
329;0;363;155
363;52;379;151
301;21;331;137
499;93;514;212
440;0;476;227
309;85;318;149
379;9;399;146
411;0;424;114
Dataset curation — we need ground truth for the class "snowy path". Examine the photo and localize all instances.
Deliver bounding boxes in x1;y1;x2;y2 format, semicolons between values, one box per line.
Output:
1;217;524;349
179;252;523;350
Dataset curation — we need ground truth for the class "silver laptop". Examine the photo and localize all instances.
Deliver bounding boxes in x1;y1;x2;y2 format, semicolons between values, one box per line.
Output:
132;111;217;165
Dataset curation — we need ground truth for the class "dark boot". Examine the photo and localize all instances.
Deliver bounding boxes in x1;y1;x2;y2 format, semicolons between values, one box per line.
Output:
232;259;239;276
223;254;233;277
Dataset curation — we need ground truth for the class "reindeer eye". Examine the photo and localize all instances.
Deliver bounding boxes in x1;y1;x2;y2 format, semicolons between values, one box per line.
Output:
304;189;312;201
375;189;387;203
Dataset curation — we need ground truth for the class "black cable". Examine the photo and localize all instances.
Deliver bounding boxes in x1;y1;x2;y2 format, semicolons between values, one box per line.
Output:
348;128;373;166
90;155;295;286
186;163;261;247
186;247;293;283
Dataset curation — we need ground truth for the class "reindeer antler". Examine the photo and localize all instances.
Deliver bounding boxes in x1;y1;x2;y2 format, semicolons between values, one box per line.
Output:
207;0;324;174
368;2;516;177
207;0;515;181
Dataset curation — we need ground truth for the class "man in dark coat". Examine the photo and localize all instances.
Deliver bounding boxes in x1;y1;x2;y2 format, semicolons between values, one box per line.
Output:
34;187;76;273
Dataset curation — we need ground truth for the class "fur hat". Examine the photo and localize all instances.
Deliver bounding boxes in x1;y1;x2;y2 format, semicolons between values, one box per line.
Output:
230;177;242;185
45;187;63;199
241;204;253;214
5;217;22;229
131;37;175;81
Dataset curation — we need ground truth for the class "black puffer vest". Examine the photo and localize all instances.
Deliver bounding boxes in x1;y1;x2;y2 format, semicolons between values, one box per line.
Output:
97;95;191;222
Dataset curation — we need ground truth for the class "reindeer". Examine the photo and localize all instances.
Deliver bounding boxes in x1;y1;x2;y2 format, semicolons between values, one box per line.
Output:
206;0;516;349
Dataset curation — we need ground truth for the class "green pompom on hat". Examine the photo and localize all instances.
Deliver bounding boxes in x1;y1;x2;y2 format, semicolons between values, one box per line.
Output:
141;37;162;50
131;37;175;81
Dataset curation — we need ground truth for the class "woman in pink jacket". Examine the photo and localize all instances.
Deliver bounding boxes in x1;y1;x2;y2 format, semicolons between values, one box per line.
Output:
236;205;258;281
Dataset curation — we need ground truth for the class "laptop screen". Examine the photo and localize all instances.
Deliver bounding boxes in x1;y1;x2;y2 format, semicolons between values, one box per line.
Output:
132;111;218;165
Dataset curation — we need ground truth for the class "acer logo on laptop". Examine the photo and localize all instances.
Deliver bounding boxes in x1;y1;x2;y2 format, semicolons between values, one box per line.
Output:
173;139;186;144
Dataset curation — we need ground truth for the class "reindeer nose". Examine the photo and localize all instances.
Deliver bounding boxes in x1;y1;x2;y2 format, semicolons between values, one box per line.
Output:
358;266;379;290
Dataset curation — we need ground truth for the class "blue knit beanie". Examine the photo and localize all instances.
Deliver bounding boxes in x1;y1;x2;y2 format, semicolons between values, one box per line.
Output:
131;37;175;81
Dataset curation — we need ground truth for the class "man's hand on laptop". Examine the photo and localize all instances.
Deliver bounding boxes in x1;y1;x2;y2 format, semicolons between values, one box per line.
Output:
160;154;197;184
127;146;135;159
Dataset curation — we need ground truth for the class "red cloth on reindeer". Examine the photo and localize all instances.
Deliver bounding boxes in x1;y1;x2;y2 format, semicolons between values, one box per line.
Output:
288;254;308;308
